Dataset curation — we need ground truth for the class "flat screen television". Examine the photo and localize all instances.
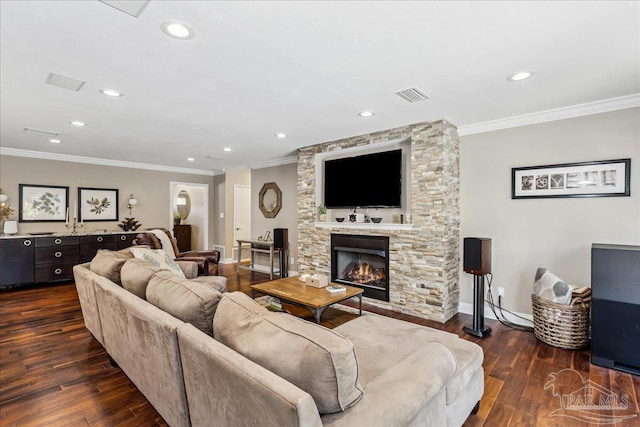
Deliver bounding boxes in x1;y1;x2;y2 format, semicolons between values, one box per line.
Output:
323;149;402;208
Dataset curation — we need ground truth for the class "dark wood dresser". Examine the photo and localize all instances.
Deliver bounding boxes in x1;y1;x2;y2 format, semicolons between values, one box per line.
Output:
0;232;137;288
173;224;192;252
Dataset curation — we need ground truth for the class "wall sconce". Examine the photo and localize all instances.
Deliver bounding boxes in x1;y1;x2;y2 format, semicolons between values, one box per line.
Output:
127;194;138;215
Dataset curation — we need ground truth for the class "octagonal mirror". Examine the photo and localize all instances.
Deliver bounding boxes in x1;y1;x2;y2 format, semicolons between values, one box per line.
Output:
259;182;282;218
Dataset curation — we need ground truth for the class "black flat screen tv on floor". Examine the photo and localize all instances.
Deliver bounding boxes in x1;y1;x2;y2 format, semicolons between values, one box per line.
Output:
323;149;402;209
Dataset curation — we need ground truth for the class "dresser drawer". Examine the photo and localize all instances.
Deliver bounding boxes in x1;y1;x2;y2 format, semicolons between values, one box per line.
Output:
35;246;79;265
35;262;76;282
35;236;79;247
117;233;137;249
79;243;118;263
79;235;118;245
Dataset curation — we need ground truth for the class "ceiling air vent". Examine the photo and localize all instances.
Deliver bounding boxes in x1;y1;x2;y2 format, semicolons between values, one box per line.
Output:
45;72;86;92
395;87;430;103
205;155;224;160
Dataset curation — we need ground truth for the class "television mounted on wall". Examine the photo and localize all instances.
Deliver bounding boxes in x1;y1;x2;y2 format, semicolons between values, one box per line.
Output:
323;149;402;209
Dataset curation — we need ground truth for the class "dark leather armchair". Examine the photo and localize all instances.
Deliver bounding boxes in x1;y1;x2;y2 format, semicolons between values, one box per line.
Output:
132;228;221;276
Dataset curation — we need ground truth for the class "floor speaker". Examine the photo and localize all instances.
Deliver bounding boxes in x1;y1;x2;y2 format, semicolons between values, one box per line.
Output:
273;228;288;250
591;244;639;374
463;237;492;275
463;237;492;338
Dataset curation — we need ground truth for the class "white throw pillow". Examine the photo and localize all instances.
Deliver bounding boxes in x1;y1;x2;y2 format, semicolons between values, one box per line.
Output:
129;247;186;278
533;267;573;305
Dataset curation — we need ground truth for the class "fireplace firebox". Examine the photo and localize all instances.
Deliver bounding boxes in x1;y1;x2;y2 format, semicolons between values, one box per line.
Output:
331;234;389;302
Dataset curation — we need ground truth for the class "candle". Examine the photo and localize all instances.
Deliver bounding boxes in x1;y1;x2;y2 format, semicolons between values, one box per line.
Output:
74;201;77;220
66;207;69;225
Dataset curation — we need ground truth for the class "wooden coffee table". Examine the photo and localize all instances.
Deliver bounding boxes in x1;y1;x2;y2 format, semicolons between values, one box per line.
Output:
251;276;363;323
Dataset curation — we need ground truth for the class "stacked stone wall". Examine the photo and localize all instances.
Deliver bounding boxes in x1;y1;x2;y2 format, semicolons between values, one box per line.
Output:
297;120;460;322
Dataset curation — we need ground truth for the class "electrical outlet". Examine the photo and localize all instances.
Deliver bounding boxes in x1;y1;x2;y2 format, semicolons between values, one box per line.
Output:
498;287;505;297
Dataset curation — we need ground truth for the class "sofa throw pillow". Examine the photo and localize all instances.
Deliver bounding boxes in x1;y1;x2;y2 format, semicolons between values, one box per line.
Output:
213;292;363;414
120;258;165;299
89;249;132;285
129;247;185;279
146;271;222;336
533;267;574;305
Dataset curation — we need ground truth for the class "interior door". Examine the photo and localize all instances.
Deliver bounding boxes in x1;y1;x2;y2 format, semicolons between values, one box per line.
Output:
233;185;251;242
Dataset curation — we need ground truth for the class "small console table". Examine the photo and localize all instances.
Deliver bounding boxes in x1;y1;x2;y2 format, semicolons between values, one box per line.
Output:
236;239;280;280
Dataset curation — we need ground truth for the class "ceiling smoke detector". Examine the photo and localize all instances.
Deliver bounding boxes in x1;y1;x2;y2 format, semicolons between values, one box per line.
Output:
395;87;430;103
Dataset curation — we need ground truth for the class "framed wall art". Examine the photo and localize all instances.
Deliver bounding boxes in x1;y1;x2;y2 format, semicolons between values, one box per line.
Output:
512;159;630;199
78;187;119;221
19;184;69;222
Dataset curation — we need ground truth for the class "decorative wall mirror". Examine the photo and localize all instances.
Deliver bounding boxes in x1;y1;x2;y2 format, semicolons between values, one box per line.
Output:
176;190;191;220
259;182;282;218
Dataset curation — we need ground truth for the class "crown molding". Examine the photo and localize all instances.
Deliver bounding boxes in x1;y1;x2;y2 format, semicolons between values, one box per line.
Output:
0;148;218;176
251;155;298;170
458;94;640;136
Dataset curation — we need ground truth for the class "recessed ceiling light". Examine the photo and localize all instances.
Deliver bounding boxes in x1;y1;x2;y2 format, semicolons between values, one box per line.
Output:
275;133;287;138
161;21;195;40
49;138;62;144
507;71;535;81
223;147;232;152
69;120;86;127
358;111;375;117
187;157;195;162
100;89;124;97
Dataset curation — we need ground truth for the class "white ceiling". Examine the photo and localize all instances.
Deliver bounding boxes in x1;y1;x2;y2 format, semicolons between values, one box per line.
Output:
1;1;639;174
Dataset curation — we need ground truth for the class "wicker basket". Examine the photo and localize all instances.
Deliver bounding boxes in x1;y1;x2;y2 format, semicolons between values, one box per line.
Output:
531;293;590;349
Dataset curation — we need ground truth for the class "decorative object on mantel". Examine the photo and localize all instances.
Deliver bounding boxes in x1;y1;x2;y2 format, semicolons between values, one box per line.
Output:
118;217;141;231
335;217;345;222
318;205;327;222
371;217;383;223
512;158;631;199
127;194;138;215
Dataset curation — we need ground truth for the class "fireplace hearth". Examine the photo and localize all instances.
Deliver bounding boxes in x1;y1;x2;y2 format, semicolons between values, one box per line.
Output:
331;234;389;301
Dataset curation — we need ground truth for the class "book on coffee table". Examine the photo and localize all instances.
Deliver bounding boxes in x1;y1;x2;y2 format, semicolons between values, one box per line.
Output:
326;285;346;293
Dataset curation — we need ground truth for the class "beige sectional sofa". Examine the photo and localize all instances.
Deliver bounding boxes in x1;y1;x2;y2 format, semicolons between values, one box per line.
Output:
73;250;484;427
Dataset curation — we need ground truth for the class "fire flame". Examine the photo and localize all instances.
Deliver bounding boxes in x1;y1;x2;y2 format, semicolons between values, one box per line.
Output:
344;262;386;284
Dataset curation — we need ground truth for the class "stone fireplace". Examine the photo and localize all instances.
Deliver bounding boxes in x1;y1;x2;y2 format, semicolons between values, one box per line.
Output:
297;120;460;322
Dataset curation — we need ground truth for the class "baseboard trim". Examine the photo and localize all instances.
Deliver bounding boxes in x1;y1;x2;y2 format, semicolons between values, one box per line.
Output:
458;302;533;326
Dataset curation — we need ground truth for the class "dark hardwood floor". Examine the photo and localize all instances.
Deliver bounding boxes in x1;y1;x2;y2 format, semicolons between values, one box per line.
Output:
1;264;638;426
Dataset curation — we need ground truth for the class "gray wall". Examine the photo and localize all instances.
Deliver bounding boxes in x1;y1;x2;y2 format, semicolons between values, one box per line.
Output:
0;155;217;246
251;162;299;274
459;107;640;314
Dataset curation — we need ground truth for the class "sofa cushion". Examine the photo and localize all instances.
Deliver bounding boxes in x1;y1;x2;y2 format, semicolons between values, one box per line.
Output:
213;292;363;414
129;247;185;278
147;271;222;336
121;258;165;299
89;249;132;285
191;275;228;293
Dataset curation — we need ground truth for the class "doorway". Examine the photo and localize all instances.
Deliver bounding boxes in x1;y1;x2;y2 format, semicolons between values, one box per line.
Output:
169;182;209;250
233;185;251;244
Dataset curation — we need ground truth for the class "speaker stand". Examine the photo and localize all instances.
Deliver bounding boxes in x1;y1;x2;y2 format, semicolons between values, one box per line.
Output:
463;274;492;338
